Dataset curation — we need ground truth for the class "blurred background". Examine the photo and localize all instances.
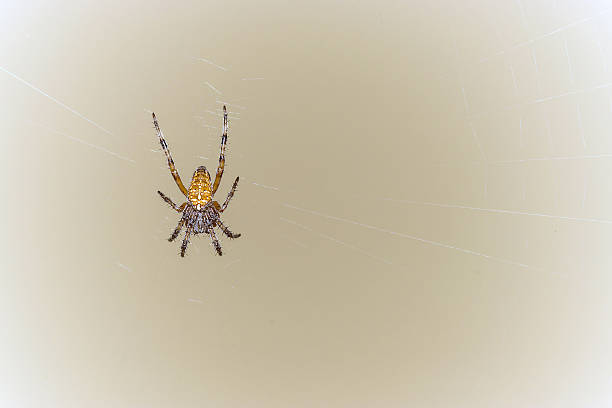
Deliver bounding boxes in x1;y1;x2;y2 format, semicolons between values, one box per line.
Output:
2;1;612;406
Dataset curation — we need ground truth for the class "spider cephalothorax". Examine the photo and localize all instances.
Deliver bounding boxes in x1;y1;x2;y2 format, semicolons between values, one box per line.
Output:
153;106;240;257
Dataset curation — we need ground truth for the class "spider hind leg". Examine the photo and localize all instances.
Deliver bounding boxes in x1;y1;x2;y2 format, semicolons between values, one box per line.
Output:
169;218;185;242
208;228;223;256
180;226;193;257
217;219;241;239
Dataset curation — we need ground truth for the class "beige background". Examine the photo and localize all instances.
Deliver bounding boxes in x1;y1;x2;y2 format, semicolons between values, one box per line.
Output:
2;1;612;407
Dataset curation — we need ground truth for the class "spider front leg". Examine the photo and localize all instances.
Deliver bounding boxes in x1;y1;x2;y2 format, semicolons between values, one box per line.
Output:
158;191;187;212
216;219;241;239
153;113;189;197
211;105;228;195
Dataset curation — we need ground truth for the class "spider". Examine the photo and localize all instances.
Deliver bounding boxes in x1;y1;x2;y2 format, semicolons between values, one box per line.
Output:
153;105;241;257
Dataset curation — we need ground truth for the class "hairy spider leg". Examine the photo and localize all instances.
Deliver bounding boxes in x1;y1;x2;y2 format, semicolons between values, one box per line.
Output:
157;190;187;212
208;228;223;256
169;217;186;242
180;226;193;257
216;219;241;239
211;105;228;195
153;112;189;197
221;176;239;212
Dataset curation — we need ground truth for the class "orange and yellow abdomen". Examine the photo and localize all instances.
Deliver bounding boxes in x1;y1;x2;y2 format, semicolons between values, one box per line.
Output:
188;167;212;210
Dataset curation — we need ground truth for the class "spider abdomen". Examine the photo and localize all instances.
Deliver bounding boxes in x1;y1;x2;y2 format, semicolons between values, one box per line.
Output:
190;205;219;234
188;166;213;210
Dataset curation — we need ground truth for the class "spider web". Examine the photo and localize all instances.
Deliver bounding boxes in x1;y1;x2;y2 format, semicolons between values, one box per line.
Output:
2;1;612;407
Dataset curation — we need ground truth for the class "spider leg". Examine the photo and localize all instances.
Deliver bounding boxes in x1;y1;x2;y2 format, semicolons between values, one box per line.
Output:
211;105;228;195
169;217;185;242
208;228;223;256
180;226;193;257
158;190;187;212
216;219;241;239
220;176;239;212
152;112;189;197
